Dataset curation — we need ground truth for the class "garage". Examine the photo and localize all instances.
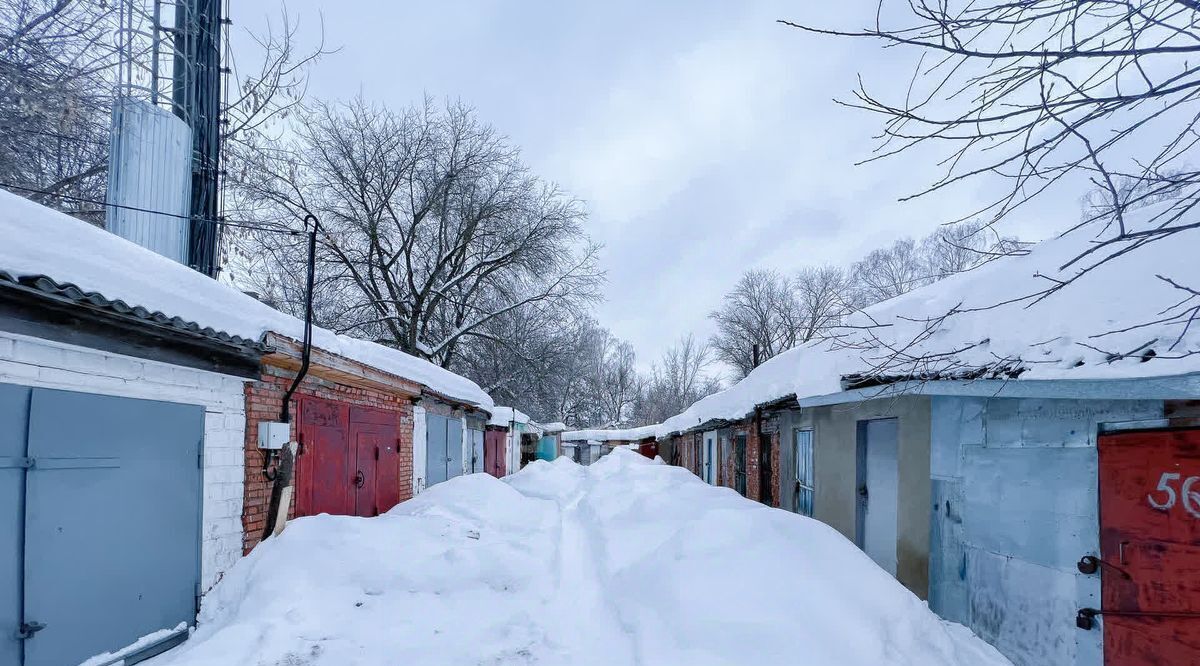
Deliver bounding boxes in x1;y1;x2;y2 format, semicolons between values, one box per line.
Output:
1;383;204;666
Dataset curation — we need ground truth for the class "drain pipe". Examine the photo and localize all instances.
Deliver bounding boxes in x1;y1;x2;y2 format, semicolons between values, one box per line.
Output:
262;214;318;540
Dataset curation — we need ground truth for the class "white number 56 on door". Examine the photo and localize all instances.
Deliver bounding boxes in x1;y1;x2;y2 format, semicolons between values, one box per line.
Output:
1147;471;1200;518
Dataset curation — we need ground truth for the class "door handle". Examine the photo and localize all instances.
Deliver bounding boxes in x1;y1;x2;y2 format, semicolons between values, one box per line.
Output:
354;470;365;488
858;485;869;499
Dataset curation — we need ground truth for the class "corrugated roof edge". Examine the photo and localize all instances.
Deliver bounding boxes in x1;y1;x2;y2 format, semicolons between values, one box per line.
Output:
0;269;272;354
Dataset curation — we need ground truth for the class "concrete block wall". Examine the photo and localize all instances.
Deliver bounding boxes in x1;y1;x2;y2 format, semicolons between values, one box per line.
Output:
928;396;1164;666
242;364;415;552
0;331;249;591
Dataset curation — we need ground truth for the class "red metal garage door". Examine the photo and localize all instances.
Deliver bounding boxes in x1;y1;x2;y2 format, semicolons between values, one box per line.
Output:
485;429;506;478
296;397;351;517
1096;427;1200;665
296;398;401;518
350;405;401;517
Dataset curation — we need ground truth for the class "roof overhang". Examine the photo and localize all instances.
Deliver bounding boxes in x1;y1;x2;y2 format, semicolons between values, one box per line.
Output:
797;373;1200;407
0;271;266;378
264;332;422;399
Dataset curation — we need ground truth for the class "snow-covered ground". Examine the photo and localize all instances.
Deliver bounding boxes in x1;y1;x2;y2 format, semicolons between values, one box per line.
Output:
147;451;1010;666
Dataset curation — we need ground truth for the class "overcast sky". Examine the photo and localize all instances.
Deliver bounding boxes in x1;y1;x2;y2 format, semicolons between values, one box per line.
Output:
236;1;1081;372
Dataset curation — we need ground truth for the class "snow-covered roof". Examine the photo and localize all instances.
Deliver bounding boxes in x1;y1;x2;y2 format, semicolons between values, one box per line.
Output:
539;422;568;434
0;190;494;410
654;224;1200;437
561;425;660;442
487;406;532;428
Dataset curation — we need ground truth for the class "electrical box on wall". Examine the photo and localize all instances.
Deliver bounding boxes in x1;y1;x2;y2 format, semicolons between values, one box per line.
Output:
258;422;290;450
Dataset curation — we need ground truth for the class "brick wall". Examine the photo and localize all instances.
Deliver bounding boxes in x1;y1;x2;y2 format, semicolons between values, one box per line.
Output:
747;420;762;502
0;331;248;590
242;363;415;553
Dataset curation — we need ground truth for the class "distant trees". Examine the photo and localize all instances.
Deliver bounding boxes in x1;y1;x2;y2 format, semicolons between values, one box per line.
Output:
711;221;1021;378
636;334;723;425
708;269;799;378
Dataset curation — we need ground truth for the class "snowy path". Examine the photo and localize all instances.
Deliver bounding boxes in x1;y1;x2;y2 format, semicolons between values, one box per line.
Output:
145;450;1012;666
543;486;640;665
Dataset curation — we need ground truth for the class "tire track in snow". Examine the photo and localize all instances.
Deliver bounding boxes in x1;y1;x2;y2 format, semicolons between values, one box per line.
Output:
542;477;641;666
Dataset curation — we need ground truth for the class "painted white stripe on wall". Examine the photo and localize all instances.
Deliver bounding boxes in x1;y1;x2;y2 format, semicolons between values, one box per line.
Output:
412;405;427;494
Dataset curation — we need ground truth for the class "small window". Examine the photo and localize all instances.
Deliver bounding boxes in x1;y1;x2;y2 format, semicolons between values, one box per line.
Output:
794;429;814;516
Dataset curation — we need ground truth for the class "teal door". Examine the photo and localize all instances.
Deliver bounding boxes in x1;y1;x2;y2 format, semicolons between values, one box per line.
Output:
1;384;203;666
536;435;556;461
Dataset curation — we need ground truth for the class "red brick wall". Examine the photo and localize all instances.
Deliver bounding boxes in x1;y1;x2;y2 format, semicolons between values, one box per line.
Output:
747;421;762;501
242;364;415;553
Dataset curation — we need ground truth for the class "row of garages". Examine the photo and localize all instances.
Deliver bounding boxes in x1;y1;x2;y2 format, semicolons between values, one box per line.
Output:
575;263;1200;664
658;389;1199;666
0;192;552;665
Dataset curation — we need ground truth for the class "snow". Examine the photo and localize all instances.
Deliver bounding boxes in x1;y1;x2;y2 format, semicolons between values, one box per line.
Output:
488;405;532;428
147;450;1011;666
539;421;568;433
561;425;660;442
658;223;1200;436
80;623;187;666
0;190;493;410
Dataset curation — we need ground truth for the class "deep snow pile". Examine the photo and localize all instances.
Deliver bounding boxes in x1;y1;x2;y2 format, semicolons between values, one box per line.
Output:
148;451;1009;666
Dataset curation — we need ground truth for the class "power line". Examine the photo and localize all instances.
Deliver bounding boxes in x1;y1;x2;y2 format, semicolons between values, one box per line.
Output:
0;181;306;236
0;126;110;148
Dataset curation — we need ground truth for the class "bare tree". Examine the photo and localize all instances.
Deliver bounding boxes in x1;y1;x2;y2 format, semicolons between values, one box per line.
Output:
919;220;1024;281
596;337;641;426
636;334;722;424
709;269;803;378
234;97;603;369
781;0;1200;344
849;237;926;305
0;0;116;219
794;265;855;341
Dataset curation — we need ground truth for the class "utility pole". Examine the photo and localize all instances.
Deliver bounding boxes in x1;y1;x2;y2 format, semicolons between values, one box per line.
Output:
172;0;225;277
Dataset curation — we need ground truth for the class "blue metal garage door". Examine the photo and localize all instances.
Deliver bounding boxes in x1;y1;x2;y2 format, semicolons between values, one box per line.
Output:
0;384;204;666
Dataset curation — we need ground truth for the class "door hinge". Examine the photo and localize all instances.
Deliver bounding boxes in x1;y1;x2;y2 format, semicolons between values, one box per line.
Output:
0;457;34;469
18;621;46;639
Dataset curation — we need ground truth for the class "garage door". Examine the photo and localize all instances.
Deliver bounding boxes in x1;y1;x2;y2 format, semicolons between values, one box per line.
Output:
1096;427;1200;665
1;383;203;666
295;398;402;518
425;414;463;487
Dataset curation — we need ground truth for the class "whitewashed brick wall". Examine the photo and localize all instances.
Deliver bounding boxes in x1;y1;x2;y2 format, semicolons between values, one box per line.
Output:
0;330;249;591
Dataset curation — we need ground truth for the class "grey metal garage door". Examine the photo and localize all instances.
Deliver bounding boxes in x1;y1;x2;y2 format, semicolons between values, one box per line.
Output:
0;383;204;666
425;414;463;488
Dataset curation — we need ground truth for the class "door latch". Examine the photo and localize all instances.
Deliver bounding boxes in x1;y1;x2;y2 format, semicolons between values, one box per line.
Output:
1077;607;1200;630
353;470;365;488
1076;555;1132;580
18;621;46;639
